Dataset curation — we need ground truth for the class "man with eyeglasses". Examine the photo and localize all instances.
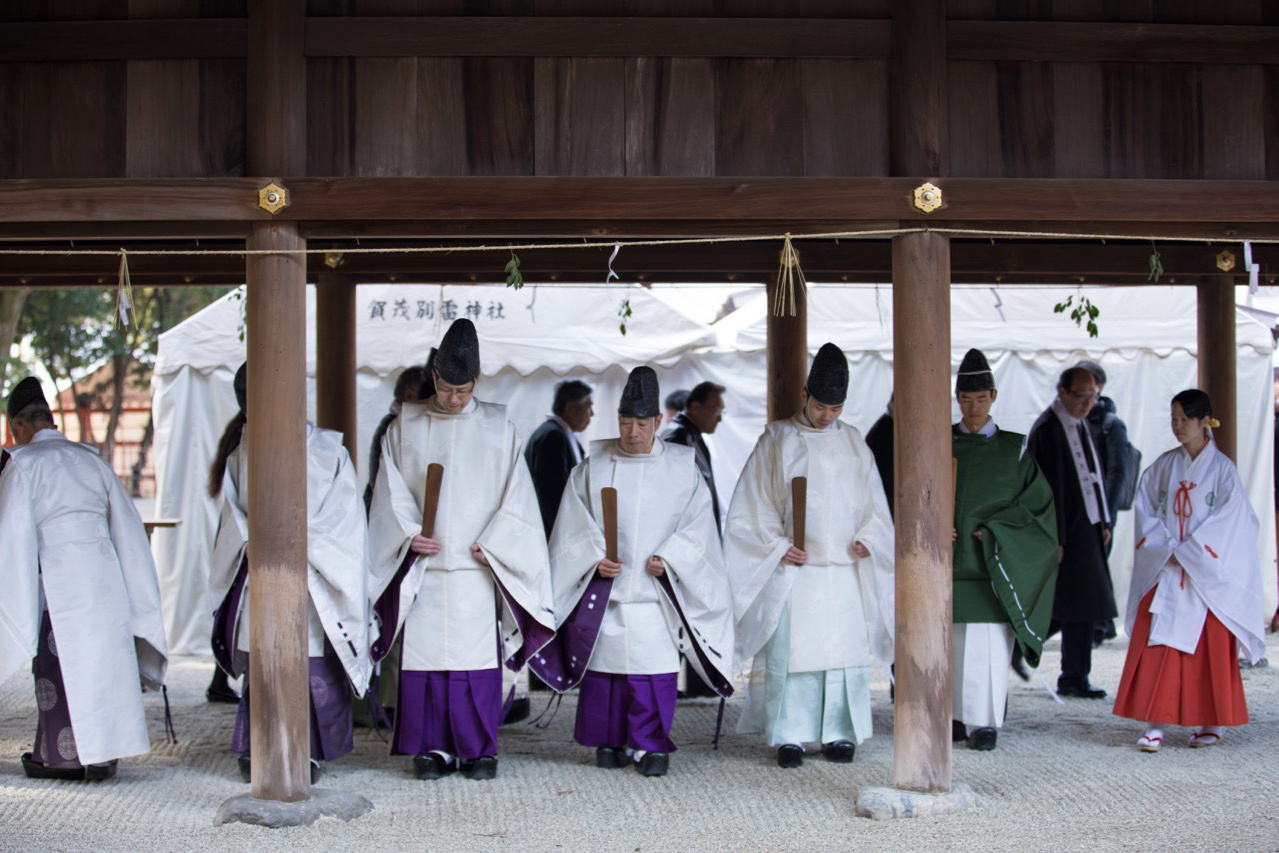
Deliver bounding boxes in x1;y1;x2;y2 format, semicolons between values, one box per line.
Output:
1026;366;1119;699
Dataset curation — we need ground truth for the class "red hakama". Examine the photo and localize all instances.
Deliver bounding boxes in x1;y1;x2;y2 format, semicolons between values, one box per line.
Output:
1113;587;1248;726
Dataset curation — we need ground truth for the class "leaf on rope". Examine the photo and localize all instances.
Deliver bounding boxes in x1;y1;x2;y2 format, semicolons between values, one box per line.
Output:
505;252;524;290
1148;247;1163;282
618;297;633;336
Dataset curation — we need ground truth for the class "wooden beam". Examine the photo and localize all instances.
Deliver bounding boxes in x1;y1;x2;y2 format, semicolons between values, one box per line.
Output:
1197;276;1238;462
248;3;306;177
244;220;310;802
948;22;1279;65
765;270;807;422
0;19;248;62
891;230;953;794
2;178;1279;226
315;272;359;465
305;17;890;59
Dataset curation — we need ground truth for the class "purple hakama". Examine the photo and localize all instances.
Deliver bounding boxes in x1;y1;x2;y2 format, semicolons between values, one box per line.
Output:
393;668;502;760
231;649;354;761
574;670;678;753
32;609;81;768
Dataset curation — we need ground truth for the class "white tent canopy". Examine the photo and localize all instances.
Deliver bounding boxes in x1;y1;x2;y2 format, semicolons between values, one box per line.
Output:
152;282;1277;655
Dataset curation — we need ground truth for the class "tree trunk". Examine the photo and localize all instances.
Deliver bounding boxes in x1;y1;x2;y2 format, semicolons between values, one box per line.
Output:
0;287;30;395
102;351;127;468
130;412;154;497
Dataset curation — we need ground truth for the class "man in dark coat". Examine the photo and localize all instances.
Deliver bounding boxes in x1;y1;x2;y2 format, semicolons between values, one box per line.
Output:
524;379;593;537
864;394;894;518
662;380;725;698
1026;366;1118;699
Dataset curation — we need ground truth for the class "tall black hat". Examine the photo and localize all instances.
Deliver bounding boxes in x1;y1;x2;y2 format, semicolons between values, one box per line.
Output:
6;377;47;421
805;343;849;405
955;348;996;393
618;366;660;418
233;362;247;411
434;319;481;385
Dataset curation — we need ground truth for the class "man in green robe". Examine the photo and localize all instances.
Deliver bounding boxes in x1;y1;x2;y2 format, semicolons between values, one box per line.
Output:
952;348;1058;751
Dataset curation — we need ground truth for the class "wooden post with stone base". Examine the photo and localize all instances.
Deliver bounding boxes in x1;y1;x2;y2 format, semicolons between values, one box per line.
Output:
855;233;978;819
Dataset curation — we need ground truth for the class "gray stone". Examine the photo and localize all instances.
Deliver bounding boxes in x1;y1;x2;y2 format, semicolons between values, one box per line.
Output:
214;789;374;828
855;782;980;820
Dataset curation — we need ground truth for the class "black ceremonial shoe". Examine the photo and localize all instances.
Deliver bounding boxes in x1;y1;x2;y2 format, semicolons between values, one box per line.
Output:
1057;679;1107;699
502;696;531;726
952;721;968;742
636;752;668;777
22;752;104;781
821;740;855;763
967;728;998;751
595;747;627;769
310;759;323;784
413;752;456;780
464;756;498;781
776;744;803;769
237;754;252;783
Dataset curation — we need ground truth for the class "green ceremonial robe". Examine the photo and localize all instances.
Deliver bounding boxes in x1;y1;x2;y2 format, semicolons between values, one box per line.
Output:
952;426;1059;666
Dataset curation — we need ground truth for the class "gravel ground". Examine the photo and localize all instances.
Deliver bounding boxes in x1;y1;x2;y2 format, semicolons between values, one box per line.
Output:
1;632;1276;853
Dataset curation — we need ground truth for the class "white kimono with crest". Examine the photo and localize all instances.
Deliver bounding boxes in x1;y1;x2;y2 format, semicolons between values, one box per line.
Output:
1129;440;1265;663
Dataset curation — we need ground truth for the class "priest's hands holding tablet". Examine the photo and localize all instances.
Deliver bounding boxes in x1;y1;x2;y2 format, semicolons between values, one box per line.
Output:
410;534;442;556
596;557;623;578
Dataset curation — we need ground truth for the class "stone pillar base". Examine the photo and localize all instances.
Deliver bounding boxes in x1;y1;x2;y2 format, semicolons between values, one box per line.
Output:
855;782;979;820
215;789;374;828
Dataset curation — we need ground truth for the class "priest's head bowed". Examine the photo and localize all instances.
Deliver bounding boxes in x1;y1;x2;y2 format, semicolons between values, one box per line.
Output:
618;366;661;454
801;342;848;429
433;319;480;414
6;376;54;445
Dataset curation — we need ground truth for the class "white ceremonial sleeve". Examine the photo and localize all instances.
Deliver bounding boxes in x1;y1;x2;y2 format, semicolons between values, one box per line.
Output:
102;463;169;688
724;428;795;666
0;461;41;685
307;441;372;693
546;461;608;625
847;431;895;666
1126;460;1179;638
474;431;556;663
209;450;249;610
366;416;424;603
653;473;734;687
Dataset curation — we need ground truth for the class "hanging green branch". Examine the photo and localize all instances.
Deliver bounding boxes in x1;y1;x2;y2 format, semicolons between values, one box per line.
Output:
505;251;524;290
618;297;633;336
1053;294;1100;338
1148;242;1164;283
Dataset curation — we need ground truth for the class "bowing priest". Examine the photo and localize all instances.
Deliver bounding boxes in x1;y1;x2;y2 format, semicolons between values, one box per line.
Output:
367;318;555;782
950;349;1058;751
0;377;169;780
531;367;734;778
209;363;371;783
1026;366;1118;699
725;344;895;769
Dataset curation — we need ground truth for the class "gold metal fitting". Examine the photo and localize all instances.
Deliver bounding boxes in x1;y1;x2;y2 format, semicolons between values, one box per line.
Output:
1216;250;1236;272
324;251;345;269
258;182;288;214
913;182;943;213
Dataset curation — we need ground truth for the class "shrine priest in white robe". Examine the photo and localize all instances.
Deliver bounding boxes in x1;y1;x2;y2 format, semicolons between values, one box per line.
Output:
530;366;734;778
367;318;555;782
726;343;895;769
208;364;372;783
0;377;169;781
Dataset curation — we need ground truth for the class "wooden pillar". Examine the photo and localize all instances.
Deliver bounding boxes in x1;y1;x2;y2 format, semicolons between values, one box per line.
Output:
246;0;308;804
245;222;309;801
1197;276;1238;461
316;272;359;464
765;269;808;422
891;231;953;793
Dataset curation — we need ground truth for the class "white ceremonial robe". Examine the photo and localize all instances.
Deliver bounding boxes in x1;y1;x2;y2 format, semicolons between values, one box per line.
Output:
209;424;372;694
1129;440;1265;663
726;414;894;744
547;438;733;684
0;430;168;766
367;397;554;672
